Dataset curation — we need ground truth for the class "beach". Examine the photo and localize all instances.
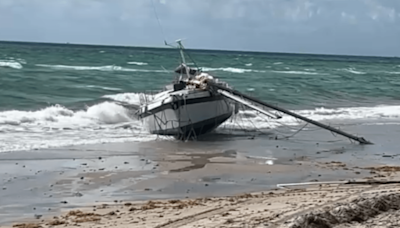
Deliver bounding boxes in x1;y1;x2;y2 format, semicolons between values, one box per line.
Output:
2;151;400;228
2;128;400;228
1;42;400;227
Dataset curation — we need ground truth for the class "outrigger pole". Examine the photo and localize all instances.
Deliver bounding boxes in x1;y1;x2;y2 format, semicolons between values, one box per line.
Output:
208;82;373;145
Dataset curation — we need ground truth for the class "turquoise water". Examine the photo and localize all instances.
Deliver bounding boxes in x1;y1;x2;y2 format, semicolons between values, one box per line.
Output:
1;41;400;152
2;41;400;111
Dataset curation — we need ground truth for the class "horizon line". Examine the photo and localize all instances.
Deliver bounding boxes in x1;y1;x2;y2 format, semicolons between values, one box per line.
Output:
0;40;398;59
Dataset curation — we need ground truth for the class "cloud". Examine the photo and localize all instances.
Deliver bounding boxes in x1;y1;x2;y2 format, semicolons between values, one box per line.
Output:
0;0;399;56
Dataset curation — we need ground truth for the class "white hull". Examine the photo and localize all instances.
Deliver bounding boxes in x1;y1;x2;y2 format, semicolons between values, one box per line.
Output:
139;90;233;138
135;41;235;139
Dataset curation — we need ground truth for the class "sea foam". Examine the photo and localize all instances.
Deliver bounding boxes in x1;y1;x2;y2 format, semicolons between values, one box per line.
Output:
127;61;148;65
201;67;253;73
220;105;400;131
386;71;400;75
0;101;153;152
2;90;400;152
35;64;166;73
271;70;321;75
102;92;144;104
0;60;23;69
85;85;122;91
201;67;266;73
0;102;135;128
342;68;366;75
106;92;400;131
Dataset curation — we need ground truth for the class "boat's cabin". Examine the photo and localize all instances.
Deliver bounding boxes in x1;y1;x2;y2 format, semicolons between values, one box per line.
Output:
174;63;199;77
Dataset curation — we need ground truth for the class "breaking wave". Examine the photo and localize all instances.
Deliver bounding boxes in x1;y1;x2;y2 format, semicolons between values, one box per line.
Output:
102;92;143;104
385;71;400;75
202;67;253;73
85;85;122;91
127;61;148;66
201;67;264;73
35;64;166;73
220;105;400;131
271;70;321;75
0;101;157;153
2;90;400;152
103;92;400;131
342;68;366;75
0;102;133;126
0;60;23;69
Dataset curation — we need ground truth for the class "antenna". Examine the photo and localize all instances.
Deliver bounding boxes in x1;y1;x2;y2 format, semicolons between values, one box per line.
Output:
151;0;167;45
149;1;200;72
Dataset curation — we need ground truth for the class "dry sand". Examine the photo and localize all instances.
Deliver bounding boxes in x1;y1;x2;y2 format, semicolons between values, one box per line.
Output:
5;165;400;228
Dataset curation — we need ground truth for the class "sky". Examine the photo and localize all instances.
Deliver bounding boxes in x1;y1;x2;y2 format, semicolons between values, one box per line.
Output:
0;0;399;56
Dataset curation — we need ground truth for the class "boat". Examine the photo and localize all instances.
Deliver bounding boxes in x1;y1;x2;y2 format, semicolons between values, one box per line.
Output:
115;40;372;145
111;1;374;144
135;40;236;140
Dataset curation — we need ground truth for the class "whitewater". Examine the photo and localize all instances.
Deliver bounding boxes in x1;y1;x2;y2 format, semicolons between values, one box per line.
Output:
1;90;400;152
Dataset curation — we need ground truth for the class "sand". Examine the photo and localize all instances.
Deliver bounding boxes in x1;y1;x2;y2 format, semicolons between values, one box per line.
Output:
4;166;400;228
2;139;400;228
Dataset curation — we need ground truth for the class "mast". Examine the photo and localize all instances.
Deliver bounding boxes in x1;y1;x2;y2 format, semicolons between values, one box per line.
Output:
176;39;186;64
175;39;190;80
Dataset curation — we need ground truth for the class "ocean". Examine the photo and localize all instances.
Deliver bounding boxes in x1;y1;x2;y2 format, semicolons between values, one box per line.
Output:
1;41;400;153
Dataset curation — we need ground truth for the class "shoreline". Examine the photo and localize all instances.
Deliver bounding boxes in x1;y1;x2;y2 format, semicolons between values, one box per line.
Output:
1;140;400;227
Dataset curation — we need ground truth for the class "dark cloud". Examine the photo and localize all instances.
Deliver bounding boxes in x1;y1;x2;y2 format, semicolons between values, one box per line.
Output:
0;0;399;56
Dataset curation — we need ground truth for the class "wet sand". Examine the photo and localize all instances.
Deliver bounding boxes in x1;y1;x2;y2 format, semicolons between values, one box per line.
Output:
0;140;330;224
4;168;400;228
1;123;400;227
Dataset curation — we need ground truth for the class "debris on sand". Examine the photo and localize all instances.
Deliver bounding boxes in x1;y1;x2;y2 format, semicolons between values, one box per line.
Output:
47;220;66;226
66;210;101;223
365;166;400;173
12;224;42;228
286;193;400;228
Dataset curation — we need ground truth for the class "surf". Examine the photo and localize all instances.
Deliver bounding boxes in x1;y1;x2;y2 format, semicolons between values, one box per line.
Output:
35;64;166;73
2;89;400;152
0;101;153;152
127;61;148;65
271;70;321;75
0;60;23;69
220;104;400;133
